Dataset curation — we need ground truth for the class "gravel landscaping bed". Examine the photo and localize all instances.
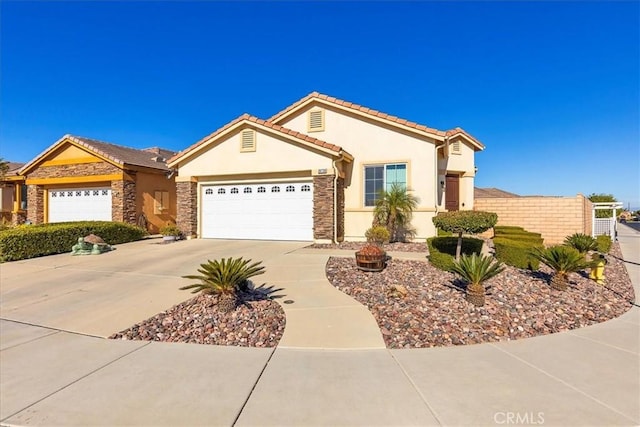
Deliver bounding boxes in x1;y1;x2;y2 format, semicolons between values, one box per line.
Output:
326;243;635;349
309;241;427;253
110;294;285;347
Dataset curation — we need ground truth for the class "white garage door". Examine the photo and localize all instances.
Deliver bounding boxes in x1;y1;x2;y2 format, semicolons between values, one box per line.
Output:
48;187;112;223
201;182;313;241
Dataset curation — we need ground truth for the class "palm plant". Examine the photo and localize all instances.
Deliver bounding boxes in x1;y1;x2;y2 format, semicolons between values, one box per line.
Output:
373;183;419;242
564;233;597;254
180;257;265;312
451;253;504;307
532;246;589;291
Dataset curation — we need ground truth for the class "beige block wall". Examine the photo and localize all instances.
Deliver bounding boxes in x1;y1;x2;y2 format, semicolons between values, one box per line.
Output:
474;194;592;245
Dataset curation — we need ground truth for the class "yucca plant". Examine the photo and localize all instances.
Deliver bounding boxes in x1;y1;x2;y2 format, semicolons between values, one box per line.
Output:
180;257;265;313
532;246;589;291
451;253;505;307
564;233;598;254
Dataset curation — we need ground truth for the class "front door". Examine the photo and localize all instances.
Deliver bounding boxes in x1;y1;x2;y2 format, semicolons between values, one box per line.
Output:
445;175;459;211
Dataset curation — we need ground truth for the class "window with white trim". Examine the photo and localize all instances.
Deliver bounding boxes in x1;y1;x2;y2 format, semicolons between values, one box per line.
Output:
364;163;407;206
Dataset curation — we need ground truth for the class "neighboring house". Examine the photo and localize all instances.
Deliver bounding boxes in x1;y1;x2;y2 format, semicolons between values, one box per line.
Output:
21;135;177;233
474;187;520;198
0;162;27;224
168;92;484;242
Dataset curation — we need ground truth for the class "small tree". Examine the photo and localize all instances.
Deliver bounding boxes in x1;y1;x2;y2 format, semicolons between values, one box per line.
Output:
432;211;497;260
373;184;419;242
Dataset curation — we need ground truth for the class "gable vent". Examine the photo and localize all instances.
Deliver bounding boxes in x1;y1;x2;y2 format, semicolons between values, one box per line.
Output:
240;129;256;152
308;110;324;132
452;141;461;153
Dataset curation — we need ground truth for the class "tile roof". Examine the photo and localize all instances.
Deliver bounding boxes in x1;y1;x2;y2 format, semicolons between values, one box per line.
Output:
474;187;520;198
6;162;25;175
69;136;176;170
21;135;176;174
168;114;348;165
269;92;484;149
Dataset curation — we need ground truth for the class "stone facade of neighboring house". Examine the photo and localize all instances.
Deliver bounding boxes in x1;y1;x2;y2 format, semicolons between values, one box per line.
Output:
0;162;27;225
20;135;177;234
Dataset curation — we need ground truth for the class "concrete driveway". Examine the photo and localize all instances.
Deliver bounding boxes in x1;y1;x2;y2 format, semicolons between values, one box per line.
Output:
1;234;639;426
1;238;309;337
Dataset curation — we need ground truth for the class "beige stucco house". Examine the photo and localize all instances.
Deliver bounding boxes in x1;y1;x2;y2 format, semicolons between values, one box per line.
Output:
168;92;484;242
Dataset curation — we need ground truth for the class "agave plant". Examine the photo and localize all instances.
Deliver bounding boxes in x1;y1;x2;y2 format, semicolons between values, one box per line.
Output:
180;257;265;313
564;233;598;254
532;246;589;291
451;253;505;307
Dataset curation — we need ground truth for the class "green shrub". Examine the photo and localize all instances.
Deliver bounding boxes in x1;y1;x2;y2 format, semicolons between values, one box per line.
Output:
596;235;612;253
564;233;597;254
160;224;181;237
495;230;543;240
493;237;542;270
427;237;483;271
365;226;391;244
0;221;147;261
494;226;526;233
436;228;453;237
181;257;266;312
432;211;497;260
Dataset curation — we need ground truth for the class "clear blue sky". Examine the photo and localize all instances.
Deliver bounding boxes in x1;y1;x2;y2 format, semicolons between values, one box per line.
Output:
1;1;639;208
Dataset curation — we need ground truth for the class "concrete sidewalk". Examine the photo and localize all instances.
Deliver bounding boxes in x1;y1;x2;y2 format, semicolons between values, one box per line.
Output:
1;230;639;426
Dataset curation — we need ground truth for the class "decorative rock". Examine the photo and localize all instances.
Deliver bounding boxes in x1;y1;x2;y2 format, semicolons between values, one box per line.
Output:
326;243;634;349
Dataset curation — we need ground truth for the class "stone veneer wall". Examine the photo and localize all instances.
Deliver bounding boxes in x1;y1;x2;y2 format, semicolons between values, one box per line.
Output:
12;211;27;225
336;177;345;242
111;179;137;224
176;181;197;237
27;162;120;179
26;185;44;224
313;175;336;241
474;194;592;245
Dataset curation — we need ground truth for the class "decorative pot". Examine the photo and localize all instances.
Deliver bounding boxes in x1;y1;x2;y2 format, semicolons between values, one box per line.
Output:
162;235;177;242
355;245;387;272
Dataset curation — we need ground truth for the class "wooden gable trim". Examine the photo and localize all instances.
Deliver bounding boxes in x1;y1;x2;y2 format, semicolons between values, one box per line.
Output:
20;136;125;176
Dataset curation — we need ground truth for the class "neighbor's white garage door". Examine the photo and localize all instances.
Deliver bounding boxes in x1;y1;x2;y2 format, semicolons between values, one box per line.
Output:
48;187;112;223
201;182;313;241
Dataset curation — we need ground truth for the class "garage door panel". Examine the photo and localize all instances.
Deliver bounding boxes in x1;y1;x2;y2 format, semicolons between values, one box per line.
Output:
48;187;112;223
201;182;313;241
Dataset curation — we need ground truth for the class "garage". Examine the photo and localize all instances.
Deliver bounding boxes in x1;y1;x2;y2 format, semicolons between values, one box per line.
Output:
48;187;112;223
201;182;313;240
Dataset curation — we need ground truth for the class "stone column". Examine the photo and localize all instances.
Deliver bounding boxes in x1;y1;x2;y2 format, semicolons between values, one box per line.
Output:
111;179;137;224
26;185;44;224
336;177;345;242
176;181;197;237
313;175;335;242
